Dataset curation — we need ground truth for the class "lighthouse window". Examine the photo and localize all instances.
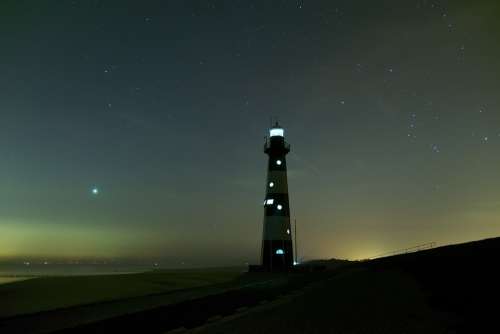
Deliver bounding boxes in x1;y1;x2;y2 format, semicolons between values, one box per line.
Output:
270;128;284;137
276;160;282;165
275;249;285;255
265;199;274;205
269;182;274;188
277;204;283;210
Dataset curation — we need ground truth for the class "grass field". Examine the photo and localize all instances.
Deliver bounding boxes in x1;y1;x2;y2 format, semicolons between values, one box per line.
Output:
0;267;244;318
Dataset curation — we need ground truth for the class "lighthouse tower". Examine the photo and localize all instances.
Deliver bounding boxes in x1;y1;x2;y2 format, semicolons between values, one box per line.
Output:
261;122;293;271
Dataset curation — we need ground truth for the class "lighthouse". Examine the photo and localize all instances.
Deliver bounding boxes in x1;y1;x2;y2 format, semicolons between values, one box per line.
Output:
261;122;293;271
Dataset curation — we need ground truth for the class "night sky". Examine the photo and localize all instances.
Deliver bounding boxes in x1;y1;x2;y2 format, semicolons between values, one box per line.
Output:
1;0;500;266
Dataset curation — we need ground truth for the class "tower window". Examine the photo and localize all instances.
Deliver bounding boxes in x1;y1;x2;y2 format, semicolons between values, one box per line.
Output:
275;249;284;255
276;160;282;165
265;199;274;205
269;182;274;188
287;229;290;234
277;204;283;210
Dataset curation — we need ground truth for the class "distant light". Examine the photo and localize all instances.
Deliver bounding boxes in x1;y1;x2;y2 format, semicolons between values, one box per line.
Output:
293;261;299;265
287;229;290;234
270;128;284;137
269;182;274;188
92;187;99;195
277;204;283;210
275;249;284;255
265;199;274;205
276;160;282;165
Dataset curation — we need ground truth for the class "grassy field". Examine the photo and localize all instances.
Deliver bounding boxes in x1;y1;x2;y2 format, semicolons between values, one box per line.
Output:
0;267;244;318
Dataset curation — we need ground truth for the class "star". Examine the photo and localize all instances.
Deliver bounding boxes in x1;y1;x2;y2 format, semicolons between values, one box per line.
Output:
431;144;440;153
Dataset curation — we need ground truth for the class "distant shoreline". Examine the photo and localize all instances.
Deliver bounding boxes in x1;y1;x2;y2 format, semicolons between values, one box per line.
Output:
0;263;155;279
0;277;33;285
0;271;146;279
0;271;147;285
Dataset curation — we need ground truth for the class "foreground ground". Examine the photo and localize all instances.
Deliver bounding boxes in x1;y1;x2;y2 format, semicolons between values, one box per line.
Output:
191;268;448;334
0;267;244;318
0;267;249;333
193;237;500;334
1;237;499;333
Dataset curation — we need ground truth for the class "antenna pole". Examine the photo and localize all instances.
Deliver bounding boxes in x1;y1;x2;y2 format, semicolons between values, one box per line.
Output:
294;219;298;264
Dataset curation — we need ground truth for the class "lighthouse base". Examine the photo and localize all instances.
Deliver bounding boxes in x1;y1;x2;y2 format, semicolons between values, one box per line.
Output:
260;240;294;271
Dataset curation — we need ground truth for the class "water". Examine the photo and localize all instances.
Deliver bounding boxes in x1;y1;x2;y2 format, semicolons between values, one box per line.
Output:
0;263;155;284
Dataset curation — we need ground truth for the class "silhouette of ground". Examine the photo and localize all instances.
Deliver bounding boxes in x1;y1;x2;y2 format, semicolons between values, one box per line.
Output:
194;237;500;333
368;237;500;333
190;268;447;334
1;237;499;333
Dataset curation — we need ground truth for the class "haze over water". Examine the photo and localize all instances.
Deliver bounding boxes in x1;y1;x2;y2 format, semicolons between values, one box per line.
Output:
0;263;156;282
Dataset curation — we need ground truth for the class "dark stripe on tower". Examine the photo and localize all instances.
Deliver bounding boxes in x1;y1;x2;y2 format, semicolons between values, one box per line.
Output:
267;159;287;171
263;194;290;217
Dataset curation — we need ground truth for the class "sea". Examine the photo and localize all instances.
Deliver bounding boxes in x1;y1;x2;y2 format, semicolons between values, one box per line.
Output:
0;263;156;285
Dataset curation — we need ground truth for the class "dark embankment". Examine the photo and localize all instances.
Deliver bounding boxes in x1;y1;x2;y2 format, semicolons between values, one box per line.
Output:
368;236;500;333
193;237;500;334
